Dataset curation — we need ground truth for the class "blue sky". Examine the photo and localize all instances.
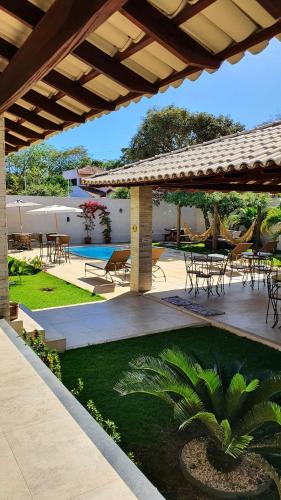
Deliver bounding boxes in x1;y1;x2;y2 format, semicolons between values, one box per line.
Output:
47;39;281;161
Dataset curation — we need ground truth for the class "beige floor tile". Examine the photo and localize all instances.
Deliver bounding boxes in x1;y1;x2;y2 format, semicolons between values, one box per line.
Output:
6;416;123;500
0;432;32;499
71;479;136;500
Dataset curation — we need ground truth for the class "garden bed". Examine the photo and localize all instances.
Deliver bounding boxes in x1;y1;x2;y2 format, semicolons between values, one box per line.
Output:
60;326;281;500
9;271;103;310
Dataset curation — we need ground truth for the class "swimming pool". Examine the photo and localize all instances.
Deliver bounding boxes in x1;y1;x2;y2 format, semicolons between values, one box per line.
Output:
69;245;129;260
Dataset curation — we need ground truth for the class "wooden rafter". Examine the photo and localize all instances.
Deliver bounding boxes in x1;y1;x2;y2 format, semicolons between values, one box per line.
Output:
8;104;61;131
173;0;217;25
74;41;157;94
23;90;85;123
5;131;28;147
256;1;281;19
5;118;43;139
219;19;281;60
121;0;220;69
0;0;128;113
42;70;115;111
0;0;43;28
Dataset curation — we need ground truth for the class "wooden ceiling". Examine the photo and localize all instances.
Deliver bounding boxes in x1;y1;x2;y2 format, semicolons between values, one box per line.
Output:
0;0;280;155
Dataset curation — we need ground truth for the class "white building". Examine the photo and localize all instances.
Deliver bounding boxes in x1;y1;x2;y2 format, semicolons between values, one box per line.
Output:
63;165;114;198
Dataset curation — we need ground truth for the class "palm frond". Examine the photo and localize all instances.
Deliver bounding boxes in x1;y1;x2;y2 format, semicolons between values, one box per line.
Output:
246;375;281;409
114;371;174;405
224;434;253;459
128;355;174;378
220;419;253;458
249;432;281;455
225;373;259;421
174;397;205;424
197;369;224;419
160;347;200;387
179;411;223;445
237;402;281;435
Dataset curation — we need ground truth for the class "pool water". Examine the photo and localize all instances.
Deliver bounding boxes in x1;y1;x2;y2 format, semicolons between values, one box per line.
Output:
69;245;129;260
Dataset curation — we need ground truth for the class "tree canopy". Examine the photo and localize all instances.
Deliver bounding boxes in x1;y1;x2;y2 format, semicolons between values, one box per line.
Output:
121;105;244;163
6;143;93;196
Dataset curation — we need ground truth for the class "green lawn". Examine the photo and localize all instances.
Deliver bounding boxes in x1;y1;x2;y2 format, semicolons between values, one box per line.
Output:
60;326;281;500
9;271;103;310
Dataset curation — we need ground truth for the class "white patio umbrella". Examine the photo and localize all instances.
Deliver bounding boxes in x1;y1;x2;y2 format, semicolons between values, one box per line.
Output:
6;199;41;232
26;205;82;232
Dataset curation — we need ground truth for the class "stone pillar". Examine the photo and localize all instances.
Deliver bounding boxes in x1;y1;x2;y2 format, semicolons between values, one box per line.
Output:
130;186;152;293
0;116;9;320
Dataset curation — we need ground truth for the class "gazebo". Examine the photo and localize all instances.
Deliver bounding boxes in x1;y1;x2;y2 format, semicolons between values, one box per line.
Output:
0;0;281;318
83;121;281;292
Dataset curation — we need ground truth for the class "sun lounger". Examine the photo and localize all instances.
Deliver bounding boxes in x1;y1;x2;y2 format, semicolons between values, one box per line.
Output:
85;249;130;283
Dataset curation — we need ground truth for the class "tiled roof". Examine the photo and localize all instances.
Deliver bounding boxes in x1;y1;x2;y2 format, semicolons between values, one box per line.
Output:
83;121;281;187
1;1;281;154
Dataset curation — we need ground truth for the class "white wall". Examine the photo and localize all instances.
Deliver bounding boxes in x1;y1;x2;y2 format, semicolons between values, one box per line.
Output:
6;195;203;244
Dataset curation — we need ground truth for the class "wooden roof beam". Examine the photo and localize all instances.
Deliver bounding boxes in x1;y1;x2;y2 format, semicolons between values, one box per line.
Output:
5;118;44;139
0;0;43;28
219;19;281;59
121;0;220;69
0;0;128;113
24;90;85;123
256;1;281;19
5;131;29;147
173;0;217;25
8;104;60;131
74;41;157;93
42;70;115;110
0;37;17;62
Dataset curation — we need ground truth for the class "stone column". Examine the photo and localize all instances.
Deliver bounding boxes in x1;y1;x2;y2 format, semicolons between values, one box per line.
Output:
0;116;9;320
130;186;152;293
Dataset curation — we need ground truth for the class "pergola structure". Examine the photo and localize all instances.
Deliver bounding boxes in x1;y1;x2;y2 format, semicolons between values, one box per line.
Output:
84;122;281;292
0;0;281;318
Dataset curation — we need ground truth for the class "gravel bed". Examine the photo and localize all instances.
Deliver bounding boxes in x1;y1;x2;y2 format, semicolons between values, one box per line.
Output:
181;438;268;493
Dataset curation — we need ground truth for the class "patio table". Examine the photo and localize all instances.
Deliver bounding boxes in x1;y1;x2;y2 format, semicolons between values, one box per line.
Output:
242;252;273;288
11;232;32;250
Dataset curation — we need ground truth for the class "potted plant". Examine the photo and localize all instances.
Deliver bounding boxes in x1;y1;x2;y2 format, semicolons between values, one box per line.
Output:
115;348;281;498
78;201;96;244
9;301;19;320
78;201;112;244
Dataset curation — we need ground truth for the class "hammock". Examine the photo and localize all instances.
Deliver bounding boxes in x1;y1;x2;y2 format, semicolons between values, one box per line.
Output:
219;219;256;245
183;223;213;242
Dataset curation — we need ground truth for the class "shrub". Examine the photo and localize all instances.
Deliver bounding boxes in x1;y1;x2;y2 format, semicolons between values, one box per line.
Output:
8;256;39;277
21;330;61;380
115;347;281;490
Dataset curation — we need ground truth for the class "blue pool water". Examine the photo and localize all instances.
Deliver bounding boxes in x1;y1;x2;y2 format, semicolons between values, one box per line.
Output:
69;245;128;260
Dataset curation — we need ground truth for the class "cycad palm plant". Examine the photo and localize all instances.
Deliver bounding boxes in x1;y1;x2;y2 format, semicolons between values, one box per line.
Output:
115;348;281;490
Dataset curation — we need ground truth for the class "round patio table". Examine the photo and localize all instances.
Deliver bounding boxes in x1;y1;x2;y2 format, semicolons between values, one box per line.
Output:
242;252;273;288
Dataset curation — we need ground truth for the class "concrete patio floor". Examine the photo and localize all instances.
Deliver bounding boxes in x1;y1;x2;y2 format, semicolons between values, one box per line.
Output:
25;293;205;349
11;246;281;351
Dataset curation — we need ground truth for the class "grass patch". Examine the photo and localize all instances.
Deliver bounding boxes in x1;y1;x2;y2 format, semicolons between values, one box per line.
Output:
60;326;281;500
9;271;103;310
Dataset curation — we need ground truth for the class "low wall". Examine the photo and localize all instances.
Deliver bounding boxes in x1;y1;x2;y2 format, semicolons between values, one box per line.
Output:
7;195;204;244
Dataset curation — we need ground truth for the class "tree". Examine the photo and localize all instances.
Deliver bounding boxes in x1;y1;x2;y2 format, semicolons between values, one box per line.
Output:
6;143;93;196
121;105;244;163
110;187;130;199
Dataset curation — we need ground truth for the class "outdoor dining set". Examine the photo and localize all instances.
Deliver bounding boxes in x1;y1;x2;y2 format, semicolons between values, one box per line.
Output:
184;240;281;328
8;232;71;264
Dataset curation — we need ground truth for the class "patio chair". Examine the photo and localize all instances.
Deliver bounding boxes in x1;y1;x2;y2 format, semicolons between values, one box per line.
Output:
30;233;43;257
85;249;130;283
13;233;32;250
54;235;70;264
152;247;166;281
266;272;281;327
260;241;277;254
228;242;253;286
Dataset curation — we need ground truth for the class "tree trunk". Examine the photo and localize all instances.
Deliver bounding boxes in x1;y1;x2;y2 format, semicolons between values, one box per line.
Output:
256;205;262;250
212;203;219;251
176;203;181;248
